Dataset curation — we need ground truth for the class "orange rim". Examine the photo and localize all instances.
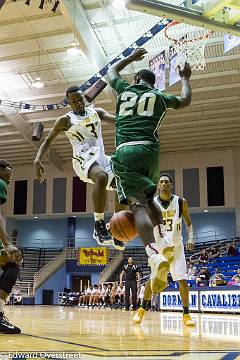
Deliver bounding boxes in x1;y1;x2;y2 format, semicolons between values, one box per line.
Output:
164;20;214;45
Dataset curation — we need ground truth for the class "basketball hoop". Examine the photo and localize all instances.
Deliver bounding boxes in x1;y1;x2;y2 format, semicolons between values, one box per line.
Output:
164;21;214;71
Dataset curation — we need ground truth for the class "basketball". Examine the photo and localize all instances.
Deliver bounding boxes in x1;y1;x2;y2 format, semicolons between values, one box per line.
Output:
109;210;138;243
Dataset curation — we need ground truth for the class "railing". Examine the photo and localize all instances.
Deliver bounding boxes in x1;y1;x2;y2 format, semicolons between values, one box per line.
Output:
190;236;240;263
33;249;67;292
99;251;123;284
33;248;79;293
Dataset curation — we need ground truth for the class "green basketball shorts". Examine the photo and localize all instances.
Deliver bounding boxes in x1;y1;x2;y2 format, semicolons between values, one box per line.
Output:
111;143;160;204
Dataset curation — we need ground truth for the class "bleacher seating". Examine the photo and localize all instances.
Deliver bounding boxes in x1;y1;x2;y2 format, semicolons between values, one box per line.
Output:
16;247;63;295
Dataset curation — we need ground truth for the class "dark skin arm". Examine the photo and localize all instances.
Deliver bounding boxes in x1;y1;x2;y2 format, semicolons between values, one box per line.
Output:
108;47;192;108
0;207;22;263
95;108;115;125
182;198;194;251
34;116;70;182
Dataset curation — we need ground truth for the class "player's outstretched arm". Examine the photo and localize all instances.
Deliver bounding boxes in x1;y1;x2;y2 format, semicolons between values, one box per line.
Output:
34;116;70;183
108;48;147;84
182;198;194;251
177;62;192;108
0;209;22;263
95;108;115;125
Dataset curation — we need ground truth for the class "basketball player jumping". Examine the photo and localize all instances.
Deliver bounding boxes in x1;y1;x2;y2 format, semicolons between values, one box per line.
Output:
0;160;22;333
34;86;125;251
133;173;195;326
108;48;192;293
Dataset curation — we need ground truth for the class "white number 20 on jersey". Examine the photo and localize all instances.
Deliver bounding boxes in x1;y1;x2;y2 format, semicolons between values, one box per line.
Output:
119;91;156;117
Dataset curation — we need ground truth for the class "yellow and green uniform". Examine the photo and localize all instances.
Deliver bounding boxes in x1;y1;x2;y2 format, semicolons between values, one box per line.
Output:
0;179;8;254
110;77;180;204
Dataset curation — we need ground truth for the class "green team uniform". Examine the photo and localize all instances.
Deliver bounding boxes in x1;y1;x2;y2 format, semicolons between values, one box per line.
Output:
0;179;8;254
110;77;180;204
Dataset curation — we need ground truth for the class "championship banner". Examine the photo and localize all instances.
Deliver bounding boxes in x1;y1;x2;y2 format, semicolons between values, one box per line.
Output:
149;50;166;91
78;247;108;266
224;34;240;53
169;46;181;86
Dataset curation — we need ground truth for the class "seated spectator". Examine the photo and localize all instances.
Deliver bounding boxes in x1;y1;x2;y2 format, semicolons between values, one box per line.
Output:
209;268;227;287
227;242;238;256
198;249;209;264
234;276;240;286
227;269;240;286
196;267;211;287
187;262;197;280
210;246;220;259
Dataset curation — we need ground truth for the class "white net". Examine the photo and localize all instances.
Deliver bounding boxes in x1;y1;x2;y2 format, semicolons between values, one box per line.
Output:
164;22;214;71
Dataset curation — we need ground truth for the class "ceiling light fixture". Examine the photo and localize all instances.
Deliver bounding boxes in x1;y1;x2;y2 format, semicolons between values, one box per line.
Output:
112;0;126;9
67;0;81;56
32;77;45;89
67;41;81;56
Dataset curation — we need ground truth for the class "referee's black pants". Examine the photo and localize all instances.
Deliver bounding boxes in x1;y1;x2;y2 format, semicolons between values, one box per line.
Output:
125;280;137;310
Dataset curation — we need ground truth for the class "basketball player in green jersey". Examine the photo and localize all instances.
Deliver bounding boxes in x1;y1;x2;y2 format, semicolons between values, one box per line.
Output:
133;174;195;326
0;160;22;333
108;47;192;293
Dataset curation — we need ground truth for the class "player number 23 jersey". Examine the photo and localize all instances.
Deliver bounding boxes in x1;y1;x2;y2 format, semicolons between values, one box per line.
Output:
154;195;183;245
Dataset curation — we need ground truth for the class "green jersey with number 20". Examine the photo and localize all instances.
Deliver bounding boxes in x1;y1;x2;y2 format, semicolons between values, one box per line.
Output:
111;78;180;147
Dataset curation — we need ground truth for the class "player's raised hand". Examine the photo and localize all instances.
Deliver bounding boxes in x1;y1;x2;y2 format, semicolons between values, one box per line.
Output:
130;48;148;62
34;160;45;183
178;62;192;80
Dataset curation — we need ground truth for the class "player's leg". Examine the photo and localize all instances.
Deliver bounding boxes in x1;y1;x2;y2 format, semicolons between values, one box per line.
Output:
170;245;195;326
130;200;169;294
147;199;174;264
131;281;137;310
133;280;152;323
88;163;113;245
125;282;131;310
111;145;169;293
178;280;194;326
0;254;21;334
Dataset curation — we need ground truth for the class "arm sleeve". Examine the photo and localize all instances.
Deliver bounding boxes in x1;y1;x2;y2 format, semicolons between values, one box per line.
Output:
110;78;130;95
0;180;7;205
161;93;181;110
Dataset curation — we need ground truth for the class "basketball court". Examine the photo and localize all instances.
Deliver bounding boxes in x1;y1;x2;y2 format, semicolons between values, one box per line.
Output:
0;0;240;359
0;306;240;359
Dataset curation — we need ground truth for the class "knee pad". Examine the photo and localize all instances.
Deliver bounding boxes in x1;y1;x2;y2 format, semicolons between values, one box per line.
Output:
130;202;147;212
0;262;20;295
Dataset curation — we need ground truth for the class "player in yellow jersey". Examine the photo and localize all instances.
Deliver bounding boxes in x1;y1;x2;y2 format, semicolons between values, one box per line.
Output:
34;86;125;251
133;174;195;326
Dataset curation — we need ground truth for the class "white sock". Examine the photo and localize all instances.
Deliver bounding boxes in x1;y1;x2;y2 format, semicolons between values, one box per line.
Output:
94;213;104;221
0;299;5;314
145;243;159;258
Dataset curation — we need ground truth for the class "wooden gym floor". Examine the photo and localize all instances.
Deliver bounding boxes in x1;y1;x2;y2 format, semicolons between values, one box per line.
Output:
0;306;240;360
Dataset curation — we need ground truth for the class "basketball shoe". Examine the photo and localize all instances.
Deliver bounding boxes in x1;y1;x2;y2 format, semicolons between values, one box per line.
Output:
183;314;195;326
133;307;146;324
93;220;113;245
0;312;21;334
106;223;125;251
148;254;170;294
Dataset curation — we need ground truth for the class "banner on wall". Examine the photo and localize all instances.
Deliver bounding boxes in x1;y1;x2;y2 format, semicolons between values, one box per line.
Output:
160;291;199;311
149;50;166;91
78;247;108;266
169;46;181;86
200;290;240;313
224;34;240;53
